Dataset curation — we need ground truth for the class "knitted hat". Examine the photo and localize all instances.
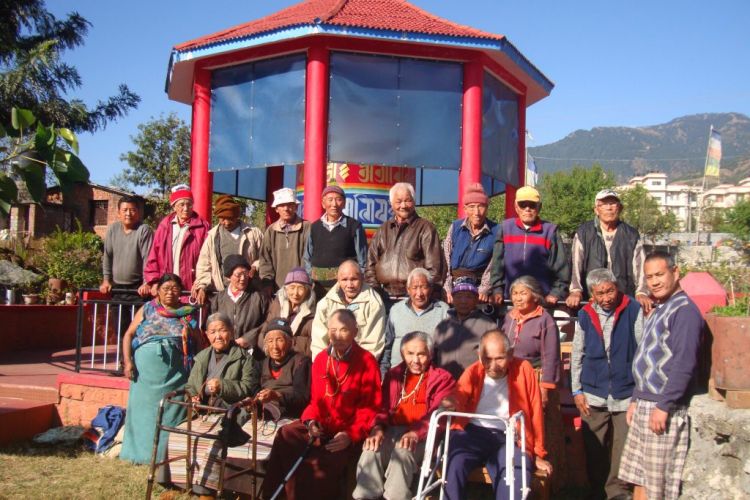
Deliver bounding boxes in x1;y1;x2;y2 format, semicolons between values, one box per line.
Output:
263;317;293;337
169;184;193;205
214;195;241;218
463;182;488;205
284;267;311;286
322;185;345;198
223;254;250;278
452;277;478;295
515;186;541;203
272;188;299;207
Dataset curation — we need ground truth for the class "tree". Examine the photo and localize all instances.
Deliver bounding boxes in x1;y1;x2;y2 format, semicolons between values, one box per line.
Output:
0;0;139;132
119;113;191;199
720;199;750;260
619;184;679;244
537;164;616;238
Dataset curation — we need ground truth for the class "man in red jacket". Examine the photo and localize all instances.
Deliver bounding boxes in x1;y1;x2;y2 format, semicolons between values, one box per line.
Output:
353;330;455;500
442;330;552;500
262;309;381;500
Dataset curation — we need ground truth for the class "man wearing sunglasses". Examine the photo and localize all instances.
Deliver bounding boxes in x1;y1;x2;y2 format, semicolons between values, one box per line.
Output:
489;186;570;306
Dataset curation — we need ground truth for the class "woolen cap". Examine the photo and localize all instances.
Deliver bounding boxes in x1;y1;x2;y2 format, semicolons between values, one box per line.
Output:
214;195;241;219
263;317;293;337
169;184;193;205
284;267;311;286
463;182;488;205
321;185;345;198
515;186;541;203
272;188;299;207
452;277;478;295
223;255;250;278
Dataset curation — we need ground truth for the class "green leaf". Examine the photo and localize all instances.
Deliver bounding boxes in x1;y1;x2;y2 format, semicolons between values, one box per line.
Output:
34;122;55;159
0;174;18;214
17;161;46;202
58;128;79;154
11;108;36;131
0;123;6;138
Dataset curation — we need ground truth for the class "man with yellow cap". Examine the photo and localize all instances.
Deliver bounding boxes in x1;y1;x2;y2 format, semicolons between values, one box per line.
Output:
489;186;570;305
192;194;264;304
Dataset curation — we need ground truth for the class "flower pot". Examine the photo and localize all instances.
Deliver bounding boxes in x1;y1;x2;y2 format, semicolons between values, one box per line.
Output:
706;312;750;391
22;293;40;305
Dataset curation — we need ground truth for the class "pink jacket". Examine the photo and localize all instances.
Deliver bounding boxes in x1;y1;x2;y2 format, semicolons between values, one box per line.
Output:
374;363;456;440
143;212;210;291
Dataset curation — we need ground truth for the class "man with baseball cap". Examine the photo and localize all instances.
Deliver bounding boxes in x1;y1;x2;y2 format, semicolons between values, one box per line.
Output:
303;184;367;296
566;188;652;313
489;186;570;305
143;184;210;295
192;195;264;304
259;187;311;291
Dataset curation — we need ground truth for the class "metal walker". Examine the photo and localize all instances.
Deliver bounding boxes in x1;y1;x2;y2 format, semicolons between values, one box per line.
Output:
414;410;529;500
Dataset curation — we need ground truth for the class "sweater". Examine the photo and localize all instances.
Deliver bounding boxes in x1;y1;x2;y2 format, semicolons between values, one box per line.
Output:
300;343;382;442
381;298;450;373
502;310;561;388
452;359;547;459
304;215;367;272
259;352;311;418
632;291;703;412
184;344;259;403
433;309;498;380
102;221;154;286
194;223;263;292
258;217;311;290
374;363;455;440
262;286;316;358
209;288;269;350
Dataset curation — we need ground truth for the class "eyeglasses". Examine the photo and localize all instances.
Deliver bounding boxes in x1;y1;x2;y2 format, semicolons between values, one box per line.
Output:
517;201;538;210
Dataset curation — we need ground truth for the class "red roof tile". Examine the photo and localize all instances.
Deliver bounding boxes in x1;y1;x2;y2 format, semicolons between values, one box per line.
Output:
175;0;503;52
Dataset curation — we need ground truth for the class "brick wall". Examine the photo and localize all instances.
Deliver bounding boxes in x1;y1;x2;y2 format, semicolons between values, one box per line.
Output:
56;373;129;427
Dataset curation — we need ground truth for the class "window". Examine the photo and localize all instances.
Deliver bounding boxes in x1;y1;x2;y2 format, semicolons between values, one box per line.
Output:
90;200;108;226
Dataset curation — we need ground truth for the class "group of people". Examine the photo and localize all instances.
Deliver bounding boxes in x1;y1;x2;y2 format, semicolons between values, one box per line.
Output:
103;180;703;500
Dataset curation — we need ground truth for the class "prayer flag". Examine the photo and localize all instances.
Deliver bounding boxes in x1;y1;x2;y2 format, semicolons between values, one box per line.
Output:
526;154;538;187
704;128;721;177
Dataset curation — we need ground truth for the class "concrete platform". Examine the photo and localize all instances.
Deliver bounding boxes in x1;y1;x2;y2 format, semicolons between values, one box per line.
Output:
0;397;58;444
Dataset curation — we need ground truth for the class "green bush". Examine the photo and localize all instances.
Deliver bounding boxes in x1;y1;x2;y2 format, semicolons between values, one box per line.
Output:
711;296;750;317
34;222;103;291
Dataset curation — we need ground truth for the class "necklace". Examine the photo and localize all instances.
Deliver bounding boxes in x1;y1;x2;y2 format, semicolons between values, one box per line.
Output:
323;354;350;398
398;371;425;405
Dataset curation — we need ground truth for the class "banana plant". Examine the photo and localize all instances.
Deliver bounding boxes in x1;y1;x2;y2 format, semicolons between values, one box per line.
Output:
0;107;89;214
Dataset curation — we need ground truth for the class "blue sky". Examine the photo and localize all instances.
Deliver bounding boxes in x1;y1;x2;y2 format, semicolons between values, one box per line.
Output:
50;1;750;186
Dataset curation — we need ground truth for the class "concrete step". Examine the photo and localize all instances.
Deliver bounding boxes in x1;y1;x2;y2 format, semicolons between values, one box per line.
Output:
0;397;57;445
0;383;58;403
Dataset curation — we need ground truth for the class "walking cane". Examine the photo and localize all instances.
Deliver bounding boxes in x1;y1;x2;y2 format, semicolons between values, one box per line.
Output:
269;435;316;500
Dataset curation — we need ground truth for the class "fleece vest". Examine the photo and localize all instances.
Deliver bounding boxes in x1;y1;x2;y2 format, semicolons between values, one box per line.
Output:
578;295;640;400
449;219;499;273
576;219;640;297
501;218;558;296
310;217;359;268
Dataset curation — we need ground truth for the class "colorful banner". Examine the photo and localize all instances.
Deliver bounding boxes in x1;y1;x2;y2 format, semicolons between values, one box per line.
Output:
704;128;721;177
296;163;417;238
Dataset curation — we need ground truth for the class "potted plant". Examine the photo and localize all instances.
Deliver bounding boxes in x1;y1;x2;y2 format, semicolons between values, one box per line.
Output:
706;296;750;408
19;280;42;304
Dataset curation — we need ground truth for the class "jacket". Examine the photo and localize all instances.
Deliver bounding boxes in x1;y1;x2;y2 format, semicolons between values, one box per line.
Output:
194;223;264;292
300;342;382;442
144;212;210;291
209;288;269;349
502;309;561;388
365;213;444;297
258;217;311;290
374;363;455;440
311;283;386;359
262;286;317;358
452;359;547;459
433;309;498;380
185;343;259;403
259;352;311;418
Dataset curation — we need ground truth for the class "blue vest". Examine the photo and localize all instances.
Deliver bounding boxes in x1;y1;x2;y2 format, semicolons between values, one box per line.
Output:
449;219;499;272
501;218;557;296
578;295;640;400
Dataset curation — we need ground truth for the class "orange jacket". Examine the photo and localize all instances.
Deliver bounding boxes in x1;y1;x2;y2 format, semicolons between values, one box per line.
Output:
451;358;547;459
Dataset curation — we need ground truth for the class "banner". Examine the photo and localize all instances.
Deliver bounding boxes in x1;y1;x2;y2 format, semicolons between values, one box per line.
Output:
704;128;721;177
526;154;538;187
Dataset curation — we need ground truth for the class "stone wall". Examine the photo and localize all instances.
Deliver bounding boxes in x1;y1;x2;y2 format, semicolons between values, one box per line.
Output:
681;394;750;498
56;373;129;427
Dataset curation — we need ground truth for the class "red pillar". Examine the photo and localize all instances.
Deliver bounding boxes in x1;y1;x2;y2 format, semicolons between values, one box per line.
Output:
265;166;284;226
191;68;213;221
505;94;527;218
458;59;484;219
303;43;329;221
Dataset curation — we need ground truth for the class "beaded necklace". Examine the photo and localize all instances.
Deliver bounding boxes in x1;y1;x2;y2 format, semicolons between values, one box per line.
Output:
398;370;425;405
324;353;350;398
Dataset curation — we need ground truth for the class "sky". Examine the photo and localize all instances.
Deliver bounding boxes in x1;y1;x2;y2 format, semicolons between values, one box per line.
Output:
49;0;750;186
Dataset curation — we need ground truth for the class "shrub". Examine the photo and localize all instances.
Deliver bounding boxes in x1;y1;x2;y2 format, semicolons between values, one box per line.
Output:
33;222;103;291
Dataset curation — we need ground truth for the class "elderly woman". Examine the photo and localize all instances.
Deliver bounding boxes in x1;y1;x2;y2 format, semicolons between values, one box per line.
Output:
256;318;312;418
185;312;259;407
209;255;268;355
120;273;201;464
263;267;316;357
353;331;455;500
501;275;564;490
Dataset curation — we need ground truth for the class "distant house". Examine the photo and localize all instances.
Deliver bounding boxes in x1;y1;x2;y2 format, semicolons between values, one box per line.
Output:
0;183;145;240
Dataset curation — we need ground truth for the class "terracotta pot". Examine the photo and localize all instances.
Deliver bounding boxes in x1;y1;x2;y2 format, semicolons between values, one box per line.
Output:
22;294;40;305
706;312;750;391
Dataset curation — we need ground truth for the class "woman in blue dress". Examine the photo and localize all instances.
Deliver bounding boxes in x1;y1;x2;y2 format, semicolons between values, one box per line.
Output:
120;273;202;465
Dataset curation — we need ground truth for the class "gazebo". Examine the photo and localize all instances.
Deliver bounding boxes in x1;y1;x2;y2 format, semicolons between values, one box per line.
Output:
166;0;553;227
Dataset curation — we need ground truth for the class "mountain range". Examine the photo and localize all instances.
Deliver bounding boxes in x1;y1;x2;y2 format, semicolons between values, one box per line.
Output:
528;112;750;184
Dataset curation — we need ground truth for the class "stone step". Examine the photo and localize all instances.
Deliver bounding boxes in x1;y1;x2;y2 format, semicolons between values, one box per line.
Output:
0;383;58;403
0;397;57;445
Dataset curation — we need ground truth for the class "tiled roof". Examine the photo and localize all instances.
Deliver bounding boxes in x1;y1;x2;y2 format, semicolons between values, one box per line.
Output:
174;0;503;52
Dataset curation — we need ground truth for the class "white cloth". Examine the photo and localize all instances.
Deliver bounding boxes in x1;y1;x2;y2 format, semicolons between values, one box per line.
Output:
470;375;509;430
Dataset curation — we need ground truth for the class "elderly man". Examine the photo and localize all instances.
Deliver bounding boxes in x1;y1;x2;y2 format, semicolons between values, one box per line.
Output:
259;187;311;291
443;330;552;500
571;268;643;500
618;252;703;500
366;182;444;307
489;186;569;305
567;189;652;314
304;185;367;294
380;267;450;373
262;309;382;500
311;260;386;359
144;184;210;295
192;194;263;304
444;183;499;303
353;331;455;500
209;255;268;354
433;279;497;379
